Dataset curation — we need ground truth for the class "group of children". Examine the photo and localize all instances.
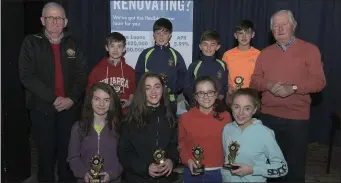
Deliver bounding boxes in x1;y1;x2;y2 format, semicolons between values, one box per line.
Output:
67;18;288;183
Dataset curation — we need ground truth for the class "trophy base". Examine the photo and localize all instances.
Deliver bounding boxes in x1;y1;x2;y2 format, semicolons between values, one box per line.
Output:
193;165;205;175
222;163;240;170
89;179;101;183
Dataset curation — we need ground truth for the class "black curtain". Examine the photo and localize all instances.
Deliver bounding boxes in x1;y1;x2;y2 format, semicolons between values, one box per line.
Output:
67;0;341;143
67;0;110;73
2;1;30;182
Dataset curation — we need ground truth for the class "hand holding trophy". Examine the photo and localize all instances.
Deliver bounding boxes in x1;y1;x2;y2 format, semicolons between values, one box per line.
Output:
89;155;104;183
192;145;205;174
223;141;240;170
148;148;166;178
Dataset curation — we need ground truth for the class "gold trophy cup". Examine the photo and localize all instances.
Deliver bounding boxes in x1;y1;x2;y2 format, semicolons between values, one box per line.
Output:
223;141;240;170
153;148;166;164
89;155;104;183
192;145;205;174
234;76;244;89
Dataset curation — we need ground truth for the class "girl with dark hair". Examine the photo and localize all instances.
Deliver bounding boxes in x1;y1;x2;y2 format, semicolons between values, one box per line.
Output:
68;82;123;183
178;76;232;183
118;72;179;183
221;88;287;182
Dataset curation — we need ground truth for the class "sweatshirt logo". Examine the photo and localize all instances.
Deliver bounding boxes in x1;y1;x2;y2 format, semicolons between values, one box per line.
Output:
217;70;222;79
100;77;129;94
168;58;174;67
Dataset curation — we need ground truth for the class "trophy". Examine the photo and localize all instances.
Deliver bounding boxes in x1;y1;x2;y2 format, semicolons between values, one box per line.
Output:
89;155;104;183
112;84;122;98
192;145;205;174
234;76;244;89
223;141;240;170
159;73;168;87
153;148;166;164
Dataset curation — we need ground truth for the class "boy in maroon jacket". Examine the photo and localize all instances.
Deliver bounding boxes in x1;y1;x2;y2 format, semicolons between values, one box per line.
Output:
87;32;136;114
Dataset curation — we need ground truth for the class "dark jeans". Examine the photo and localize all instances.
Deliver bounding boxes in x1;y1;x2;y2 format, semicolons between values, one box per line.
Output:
183;168;222;183
260;113;309;182
30;107;78;182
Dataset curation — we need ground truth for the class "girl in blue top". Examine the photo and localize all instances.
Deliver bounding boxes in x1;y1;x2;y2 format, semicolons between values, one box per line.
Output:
221;88;288;182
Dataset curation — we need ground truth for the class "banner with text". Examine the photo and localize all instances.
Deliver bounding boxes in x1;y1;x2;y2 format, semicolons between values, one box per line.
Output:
110;0;193;68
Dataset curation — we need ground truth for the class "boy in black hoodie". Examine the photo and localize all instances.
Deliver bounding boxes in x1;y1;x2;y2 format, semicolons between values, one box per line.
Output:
135;18;187;115
118;72;178;183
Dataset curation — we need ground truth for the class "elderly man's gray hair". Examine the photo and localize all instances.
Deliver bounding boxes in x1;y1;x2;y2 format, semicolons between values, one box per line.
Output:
270;10;297;29
42;2;66;17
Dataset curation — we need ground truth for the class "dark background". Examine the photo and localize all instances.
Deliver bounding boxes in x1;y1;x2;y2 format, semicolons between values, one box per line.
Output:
2;0;340;181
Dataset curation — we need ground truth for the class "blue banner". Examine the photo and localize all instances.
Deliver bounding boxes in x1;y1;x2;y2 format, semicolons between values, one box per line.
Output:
110;0;193;32
110;0;193;68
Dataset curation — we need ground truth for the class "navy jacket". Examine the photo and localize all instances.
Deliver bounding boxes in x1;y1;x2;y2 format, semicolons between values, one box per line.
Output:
118;106;178;183
135;44;187;96
184;55;228;104
18;31;88;112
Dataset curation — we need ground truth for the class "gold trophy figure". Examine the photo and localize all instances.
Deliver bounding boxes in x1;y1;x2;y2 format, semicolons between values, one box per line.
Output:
234;76;244;89
153;148;166;164
159;73;168;87
192;145;205;174
112;84;122;98
89;155;104;183
223;141;240;170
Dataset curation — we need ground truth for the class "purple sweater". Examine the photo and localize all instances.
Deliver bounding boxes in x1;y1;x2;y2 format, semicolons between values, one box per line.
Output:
67;122;123;182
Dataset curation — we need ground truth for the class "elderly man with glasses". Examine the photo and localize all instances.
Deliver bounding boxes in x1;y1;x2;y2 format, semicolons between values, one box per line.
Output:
19;2;87;182
250;10;326;182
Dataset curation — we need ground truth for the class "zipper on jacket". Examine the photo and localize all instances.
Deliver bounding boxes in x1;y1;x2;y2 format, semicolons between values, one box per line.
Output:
97;133;100;155
156;116;159;148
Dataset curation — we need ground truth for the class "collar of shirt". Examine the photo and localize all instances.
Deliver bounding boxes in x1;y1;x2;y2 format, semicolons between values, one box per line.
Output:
276;36;296;51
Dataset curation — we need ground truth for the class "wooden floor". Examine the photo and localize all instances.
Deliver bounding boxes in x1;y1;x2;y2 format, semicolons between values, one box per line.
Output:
26;141;340;183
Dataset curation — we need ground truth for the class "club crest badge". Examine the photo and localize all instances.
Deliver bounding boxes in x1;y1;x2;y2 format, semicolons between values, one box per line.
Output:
217;70;222;79
168;58;174;67
66;48;76;57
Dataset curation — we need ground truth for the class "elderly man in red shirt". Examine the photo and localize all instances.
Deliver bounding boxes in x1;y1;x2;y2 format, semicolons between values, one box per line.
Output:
251;10;326;182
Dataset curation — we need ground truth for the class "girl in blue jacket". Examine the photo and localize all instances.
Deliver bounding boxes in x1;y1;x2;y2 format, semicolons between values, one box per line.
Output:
221;88;288;182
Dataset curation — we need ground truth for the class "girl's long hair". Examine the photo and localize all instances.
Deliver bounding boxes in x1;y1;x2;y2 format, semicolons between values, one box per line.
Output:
125;72;176;128
191;76;226;121
78;82;122;137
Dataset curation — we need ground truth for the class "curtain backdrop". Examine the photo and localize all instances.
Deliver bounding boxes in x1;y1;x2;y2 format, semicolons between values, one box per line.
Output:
67;0;341;143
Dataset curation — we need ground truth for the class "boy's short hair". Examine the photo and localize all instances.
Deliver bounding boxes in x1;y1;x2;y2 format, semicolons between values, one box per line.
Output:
235;20;254;32
153;18;173;33
200;30;220;44
105;32;126;46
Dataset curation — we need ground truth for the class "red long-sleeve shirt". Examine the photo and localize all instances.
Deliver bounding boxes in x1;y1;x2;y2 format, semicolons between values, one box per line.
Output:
51;44;65;97
250;38;326;120
178;107;232;168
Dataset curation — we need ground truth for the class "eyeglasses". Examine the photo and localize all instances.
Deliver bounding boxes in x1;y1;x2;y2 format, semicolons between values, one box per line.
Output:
195;90;216;98
44;16;65;23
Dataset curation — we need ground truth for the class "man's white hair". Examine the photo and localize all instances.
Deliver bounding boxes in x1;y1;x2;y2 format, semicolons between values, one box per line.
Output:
42;2;66;17
270;10;297;29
